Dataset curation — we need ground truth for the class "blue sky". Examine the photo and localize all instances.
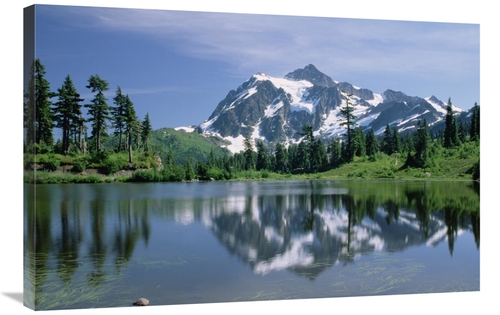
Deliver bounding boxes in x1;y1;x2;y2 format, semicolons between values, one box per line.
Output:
32;4;480;133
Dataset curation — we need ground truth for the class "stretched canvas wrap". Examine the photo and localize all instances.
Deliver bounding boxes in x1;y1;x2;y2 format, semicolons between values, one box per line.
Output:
23;4;480;312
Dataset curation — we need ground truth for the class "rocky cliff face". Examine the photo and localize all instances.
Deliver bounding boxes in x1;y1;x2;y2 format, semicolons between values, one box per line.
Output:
196;64;463;153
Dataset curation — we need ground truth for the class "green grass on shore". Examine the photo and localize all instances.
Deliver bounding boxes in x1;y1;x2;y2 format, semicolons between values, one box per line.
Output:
24;149;478;184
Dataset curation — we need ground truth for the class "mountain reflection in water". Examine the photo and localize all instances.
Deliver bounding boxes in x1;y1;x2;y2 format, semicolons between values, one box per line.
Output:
24;180;480;310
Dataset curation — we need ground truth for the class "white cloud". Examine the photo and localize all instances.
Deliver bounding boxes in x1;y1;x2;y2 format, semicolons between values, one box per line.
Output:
43;5;479;81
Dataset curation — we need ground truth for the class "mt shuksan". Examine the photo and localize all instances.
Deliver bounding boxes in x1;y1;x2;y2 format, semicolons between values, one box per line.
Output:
194;64;463;153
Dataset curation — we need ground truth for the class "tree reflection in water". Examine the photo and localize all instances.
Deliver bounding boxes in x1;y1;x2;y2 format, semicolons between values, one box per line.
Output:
24;180;479;310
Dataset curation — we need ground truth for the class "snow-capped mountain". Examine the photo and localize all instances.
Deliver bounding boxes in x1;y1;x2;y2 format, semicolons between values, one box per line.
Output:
195;64;464;153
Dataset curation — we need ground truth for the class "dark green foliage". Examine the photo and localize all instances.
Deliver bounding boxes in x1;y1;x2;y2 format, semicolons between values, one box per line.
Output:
129;169;163;182
297;141;310;170
111;86;127;151
123;95;139;161
53;75;84;155
274;142;288;173
44;157;60;172
109;91;139;162
393;128;401;154
101;154;129;175
329;137;343;167
243;137;256;170
287;144;299;170
85;75;111;152
71;161;86;173
24;59;56;149
256;140;270;171
444;98;460;148
89;149;110;165
141;113;153;152
298;125;316;170
339;92;357;162
312;139;328;167
365;129;378;157
353;127;366;157
457;119;468;143
184;157;196;181
471;159;480;181
404;119;432;169
470;102;480;141
162;164;187;182
381;124;394;155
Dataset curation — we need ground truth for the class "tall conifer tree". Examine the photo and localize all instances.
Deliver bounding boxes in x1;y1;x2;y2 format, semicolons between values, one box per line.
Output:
141;112;153;153
24;59;55;149
53;75;84;155
365;129;378;157
329;137;343;167
470;102;480;141
256;140;269;171
382;124;394;155
414;119;431;168
124;95;138;163
274;143;288;173
339;91;357;162
299;125;315;170
85;75;110;152
243;137;255;170
112;86;127;151
444;98;460;148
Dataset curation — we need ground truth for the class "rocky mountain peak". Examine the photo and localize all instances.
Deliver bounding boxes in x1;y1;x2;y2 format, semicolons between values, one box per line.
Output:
194;65;462;153
284;64;336;88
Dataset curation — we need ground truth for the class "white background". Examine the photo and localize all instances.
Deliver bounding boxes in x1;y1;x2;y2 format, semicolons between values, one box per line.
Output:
1;1;497;314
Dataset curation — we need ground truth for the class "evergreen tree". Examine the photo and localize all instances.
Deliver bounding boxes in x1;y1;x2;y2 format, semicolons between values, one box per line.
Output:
353;127;366;157
112;86;127;151
400;133;414;154
381;124;394;155
85;75;110;152
274;142;288;173
165;149;175;167
329;137;342;167
208;148;217;168
124;95;138;163
287;144;299;170
132;114;142;151
339;91;357;162
299;125;315;170
365;129;378;157
256;140;269;171
297;141;310;170
53;75;84;155
470;102;480;141
312;140;328;168
243;136;255;170
392;127;401;154
184;157;195;181
414;119;431;168
457;119;468;143
24;59;55;149
444;98;460;148
141;112;153;153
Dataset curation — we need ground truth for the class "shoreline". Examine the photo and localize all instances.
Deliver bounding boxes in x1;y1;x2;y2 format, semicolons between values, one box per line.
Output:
23;169;478;185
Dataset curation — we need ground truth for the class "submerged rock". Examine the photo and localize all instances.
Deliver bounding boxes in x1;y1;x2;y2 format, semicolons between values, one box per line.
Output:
133;298;149;306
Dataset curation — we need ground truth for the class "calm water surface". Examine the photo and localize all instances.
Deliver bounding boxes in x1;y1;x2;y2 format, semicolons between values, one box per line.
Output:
23;180;480;310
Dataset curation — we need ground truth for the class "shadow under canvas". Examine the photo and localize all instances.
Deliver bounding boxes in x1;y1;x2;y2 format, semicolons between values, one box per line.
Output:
2;292;24;305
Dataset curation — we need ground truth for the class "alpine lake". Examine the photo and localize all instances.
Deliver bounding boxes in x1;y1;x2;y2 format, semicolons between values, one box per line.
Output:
23;179;480;310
